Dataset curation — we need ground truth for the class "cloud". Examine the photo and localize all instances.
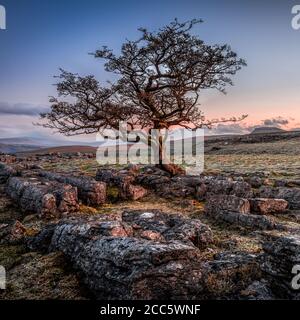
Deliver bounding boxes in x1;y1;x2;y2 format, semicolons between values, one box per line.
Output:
207;116;292;135
0;102;49;116
262;117;289;127
206;123;250;135
0;113;97;145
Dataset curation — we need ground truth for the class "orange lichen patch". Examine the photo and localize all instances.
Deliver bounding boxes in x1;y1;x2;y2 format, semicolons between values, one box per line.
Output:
79;205;99;215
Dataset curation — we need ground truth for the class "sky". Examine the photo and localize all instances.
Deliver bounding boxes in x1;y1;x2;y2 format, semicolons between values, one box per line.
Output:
0;0;300;142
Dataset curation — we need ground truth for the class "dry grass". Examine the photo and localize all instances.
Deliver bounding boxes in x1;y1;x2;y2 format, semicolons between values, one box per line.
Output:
205;154;300;179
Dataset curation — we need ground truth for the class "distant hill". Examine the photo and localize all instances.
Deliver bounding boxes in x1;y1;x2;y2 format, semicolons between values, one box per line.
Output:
0;136;103;147
16;145;97;156
0;143;43;154
0;137;46;146
251;127;285;135
0;136;105;154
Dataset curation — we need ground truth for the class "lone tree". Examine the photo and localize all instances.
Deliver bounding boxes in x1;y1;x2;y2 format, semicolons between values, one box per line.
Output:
41;19;246;173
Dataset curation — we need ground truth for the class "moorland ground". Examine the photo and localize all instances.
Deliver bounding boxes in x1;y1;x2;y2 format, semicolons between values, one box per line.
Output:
1;132;300;299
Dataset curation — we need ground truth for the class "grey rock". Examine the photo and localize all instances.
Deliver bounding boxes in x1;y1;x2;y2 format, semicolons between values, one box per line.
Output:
259;186;300;209
6;176;79;217
96;168;146;201
196;183;207;201
49;216;205;299
261;235;300;299
27;210;215;299
240;280;275;300
119;182;148;201
246;176;266;188
0;220;26;244
249;198;288;215
207;210;282;230
122;210;213;248
201;251;261;299
201;177;253;199
26;223;57;252
0;163;16;184
39;171;106;206
205;194;251;214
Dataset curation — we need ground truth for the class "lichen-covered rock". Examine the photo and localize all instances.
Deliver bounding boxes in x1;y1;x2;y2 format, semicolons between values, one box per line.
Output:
274;179;300;188
261;235;300;299
96;168;135;187
95;168;116;185
49;220;204;299
204;178;253;198
156;181;195;198
196;183;207;201
259;186;300;210
122;210;213;248
119;183;148;201
205;177;234;195
0;163;16;184
240;280;274;300
207;209;282;230
231;181;253;198
204;194;282;230
25;209;215;299
96;168;146;201
0;220;26;244
201;251;261;299
26;224;57;253
249;198;288;215
6;177;79;217
134;170;198;198
102;166;200;201
171;176;202;188
196;176;253;200
246;176;265;188
0;155;17;164
140;230;164;241
62;237;203;299
205;194;251;214
39;171;106;206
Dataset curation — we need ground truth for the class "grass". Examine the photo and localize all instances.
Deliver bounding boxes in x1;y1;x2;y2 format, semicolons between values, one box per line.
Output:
204;154;300;179
42;153;300;181
0;244;26;270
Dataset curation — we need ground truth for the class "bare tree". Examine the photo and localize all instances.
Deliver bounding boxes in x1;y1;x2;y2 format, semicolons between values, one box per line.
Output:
40;19;247;172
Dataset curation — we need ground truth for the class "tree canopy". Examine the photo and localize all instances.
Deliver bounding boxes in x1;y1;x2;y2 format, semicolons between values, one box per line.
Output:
40;19;246;137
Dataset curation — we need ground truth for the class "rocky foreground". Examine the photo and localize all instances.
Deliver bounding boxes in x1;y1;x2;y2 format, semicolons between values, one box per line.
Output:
0;159;300;300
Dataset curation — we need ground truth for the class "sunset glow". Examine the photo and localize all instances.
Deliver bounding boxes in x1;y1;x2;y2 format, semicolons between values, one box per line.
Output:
0;0;299;141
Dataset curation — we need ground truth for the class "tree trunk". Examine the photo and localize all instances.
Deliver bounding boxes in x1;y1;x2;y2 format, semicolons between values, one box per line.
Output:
155;129;186;176
158;134;163;166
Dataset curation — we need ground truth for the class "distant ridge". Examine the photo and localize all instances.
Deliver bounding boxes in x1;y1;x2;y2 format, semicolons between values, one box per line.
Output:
0;136;98;147
0;143;43;154
250;127;285;135
16;145;97;156
0;136;105;154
